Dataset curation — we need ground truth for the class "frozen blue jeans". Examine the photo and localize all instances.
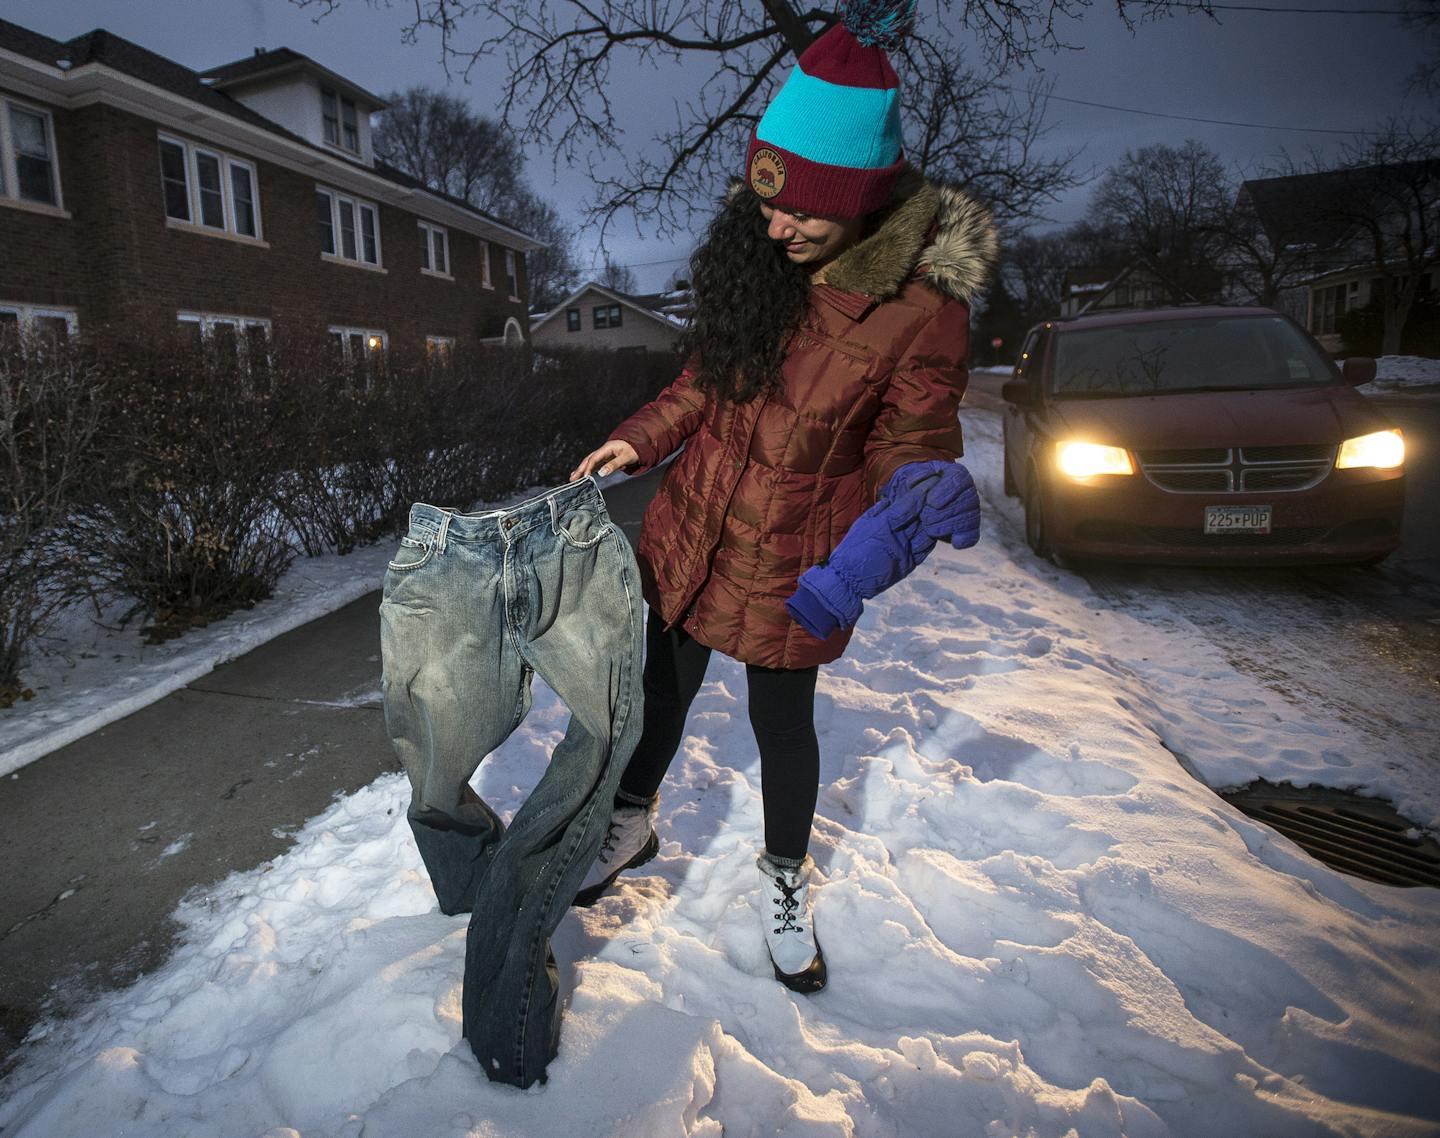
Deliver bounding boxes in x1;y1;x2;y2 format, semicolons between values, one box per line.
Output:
379;477;644;1088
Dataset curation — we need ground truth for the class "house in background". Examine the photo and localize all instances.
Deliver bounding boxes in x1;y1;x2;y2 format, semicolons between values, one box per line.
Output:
0;18;541;360
530;282;688;355
1237;163;1440;355
1058;259;1194;318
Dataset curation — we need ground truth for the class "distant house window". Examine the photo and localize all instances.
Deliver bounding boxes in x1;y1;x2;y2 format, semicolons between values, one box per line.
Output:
418;221;450;276
158;134;261;239
0;302;77;344
328;325;387;387
426;335;455;361
479;239;493;288
1312;282;1348;336
566;308;581;332
321;87;360;153
0;99;61;208
316;187;381;266
505;249;519;299
593;303;623;330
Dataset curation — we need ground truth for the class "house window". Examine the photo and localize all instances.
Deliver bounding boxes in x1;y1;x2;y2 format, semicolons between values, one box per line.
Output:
593;303;623;329
328;325;387;387
158;134;261;239
566;308;581;332
1312;283;1348;336
479;239;493;288
1;98;61;208
418;221;449;276
316;187;381;266
425;335;455;361
505;249;519;299
0;302;79;349
177;311;271;370
321;87;359;153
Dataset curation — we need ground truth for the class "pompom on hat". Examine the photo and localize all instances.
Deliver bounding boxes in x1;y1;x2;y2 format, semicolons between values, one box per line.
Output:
745;0;916;220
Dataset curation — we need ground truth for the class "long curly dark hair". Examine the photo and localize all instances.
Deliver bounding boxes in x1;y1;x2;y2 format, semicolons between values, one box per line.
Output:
679;184;810;402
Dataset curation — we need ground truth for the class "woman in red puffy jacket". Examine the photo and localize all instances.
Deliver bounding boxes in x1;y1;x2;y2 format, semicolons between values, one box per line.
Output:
570;3;996;992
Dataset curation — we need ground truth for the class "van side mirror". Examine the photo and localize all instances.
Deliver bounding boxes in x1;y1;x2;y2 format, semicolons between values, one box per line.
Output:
1341;357;1377;387
1002;379;1038;407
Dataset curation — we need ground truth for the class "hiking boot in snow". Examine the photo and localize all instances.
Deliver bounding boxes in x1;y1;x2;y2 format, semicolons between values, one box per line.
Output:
757;852;826;993
573;799;658;907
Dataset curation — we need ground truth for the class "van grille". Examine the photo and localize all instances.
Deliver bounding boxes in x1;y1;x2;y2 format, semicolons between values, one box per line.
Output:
1139;445;1335;493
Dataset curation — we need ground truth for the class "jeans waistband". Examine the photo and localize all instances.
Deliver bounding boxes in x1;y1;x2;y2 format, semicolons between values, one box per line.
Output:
407;477;606;551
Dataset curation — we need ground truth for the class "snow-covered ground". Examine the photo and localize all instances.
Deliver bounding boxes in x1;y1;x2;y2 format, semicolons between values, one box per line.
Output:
2;425;1438;1137
1366;355;1440;392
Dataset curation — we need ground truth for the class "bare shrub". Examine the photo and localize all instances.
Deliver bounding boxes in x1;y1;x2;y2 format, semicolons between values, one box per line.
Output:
0;334;106;699
71;329;297;641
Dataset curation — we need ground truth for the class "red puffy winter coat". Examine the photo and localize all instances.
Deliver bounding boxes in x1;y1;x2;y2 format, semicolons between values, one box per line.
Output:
610;172;997;669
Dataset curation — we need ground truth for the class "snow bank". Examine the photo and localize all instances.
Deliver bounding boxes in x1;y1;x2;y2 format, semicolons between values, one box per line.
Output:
2;431;1437;1137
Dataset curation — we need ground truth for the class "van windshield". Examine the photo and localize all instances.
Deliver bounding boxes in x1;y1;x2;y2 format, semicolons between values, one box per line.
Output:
1049;315;1339;398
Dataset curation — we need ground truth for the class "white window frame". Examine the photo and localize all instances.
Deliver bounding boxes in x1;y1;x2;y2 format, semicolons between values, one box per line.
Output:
0;301;78;341
505;248;520;300
418;221;451;278
479;239;493;289
328;325;388;360
157;133;262;241
0;97;63;212
316;187;382;268
321;87;360;154
176;311;271;369
425;334;456;360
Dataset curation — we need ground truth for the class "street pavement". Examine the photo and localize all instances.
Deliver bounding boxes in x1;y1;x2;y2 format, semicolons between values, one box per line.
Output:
0;466;664;1068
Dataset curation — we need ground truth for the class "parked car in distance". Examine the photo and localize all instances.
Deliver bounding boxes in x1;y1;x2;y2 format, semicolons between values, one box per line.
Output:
1001;306;1405;565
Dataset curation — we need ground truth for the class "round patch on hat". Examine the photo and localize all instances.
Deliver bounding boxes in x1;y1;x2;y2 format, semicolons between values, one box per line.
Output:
749;147;788;199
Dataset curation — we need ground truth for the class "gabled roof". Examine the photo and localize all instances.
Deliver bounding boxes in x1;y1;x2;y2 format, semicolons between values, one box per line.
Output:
531;282;690;334
1239;160;1440;251
202;47;387;109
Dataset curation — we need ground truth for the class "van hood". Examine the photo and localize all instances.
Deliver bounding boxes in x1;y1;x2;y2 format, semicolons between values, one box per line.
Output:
1045;385;1388;449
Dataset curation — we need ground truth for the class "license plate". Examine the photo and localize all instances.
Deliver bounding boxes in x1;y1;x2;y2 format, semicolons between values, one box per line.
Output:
1204;505;1272;534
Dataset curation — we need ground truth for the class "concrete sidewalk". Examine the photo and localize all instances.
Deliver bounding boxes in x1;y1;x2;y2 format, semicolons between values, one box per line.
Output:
0;469;663;1066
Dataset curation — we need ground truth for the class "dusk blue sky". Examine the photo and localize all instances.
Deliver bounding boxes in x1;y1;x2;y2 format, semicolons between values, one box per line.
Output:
3;0;1431;291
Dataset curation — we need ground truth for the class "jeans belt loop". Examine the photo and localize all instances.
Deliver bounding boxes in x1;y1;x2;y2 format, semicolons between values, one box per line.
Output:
434;511;452;555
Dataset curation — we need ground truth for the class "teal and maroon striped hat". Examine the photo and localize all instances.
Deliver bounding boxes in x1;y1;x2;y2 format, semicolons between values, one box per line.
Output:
745;1;915;220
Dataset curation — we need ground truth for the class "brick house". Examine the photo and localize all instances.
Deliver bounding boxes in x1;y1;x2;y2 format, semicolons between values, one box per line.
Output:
530;282;689;355
1057;258;1194;318
0;18;542;360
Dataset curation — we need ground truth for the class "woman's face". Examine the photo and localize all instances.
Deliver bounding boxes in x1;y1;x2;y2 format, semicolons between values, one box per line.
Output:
759;202;863;269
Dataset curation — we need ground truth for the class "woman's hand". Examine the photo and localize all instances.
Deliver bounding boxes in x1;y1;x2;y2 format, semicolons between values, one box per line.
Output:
571;439;639;482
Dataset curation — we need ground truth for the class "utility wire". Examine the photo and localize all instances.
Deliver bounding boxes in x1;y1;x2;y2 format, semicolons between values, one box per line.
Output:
1192;3;1416;14
1010;85;1377;135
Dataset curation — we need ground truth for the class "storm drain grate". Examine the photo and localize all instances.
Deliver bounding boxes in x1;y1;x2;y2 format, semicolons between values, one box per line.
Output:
1220;781;1440;888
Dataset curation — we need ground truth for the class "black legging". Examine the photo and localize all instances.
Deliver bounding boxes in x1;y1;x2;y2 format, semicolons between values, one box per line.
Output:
618;610;820;862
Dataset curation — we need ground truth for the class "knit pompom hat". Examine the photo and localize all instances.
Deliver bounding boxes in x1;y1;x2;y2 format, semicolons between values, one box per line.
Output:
745;1;915;220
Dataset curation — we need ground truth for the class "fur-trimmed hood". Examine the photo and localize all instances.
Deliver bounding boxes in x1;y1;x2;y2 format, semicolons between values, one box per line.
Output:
820;168;999;303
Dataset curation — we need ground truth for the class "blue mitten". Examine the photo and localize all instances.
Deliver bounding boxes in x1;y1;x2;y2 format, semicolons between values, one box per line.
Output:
785;498;929;640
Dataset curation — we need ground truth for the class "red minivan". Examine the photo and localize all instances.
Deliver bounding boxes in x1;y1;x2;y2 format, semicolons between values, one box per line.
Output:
1001;307;1406;565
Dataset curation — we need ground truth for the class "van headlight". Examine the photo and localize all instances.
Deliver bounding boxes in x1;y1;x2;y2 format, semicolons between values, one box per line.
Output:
1056;441;1135;479
1336;429;1404;470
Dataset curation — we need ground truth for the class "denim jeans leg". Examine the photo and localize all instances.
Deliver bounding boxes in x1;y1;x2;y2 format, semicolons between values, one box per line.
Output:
379;515;524;916
459;483;645;1087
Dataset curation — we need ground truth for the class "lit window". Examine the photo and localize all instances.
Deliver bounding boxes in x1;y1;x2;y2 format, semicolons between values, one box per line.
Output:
419;221;449;276
316;187;381;266
566;308;580;332
1;98;61;208
158;134;261;239
328;325;387;388
426;335;455;361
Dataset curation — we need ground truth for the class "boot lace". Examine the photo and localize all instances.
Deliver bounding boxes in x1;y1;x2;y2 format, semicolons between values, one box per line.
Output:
596;818;622;865
771;874;804;934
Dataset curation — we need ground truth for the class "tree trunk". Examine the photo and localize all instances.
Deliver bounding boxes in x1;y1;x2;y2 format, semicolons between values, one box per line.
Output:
759;0;819;56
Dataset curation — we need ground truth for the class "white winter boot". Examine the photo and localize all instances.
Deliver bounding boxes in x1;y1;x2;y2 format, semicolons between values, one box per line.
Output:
757;852;827;993
573;798;659;907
